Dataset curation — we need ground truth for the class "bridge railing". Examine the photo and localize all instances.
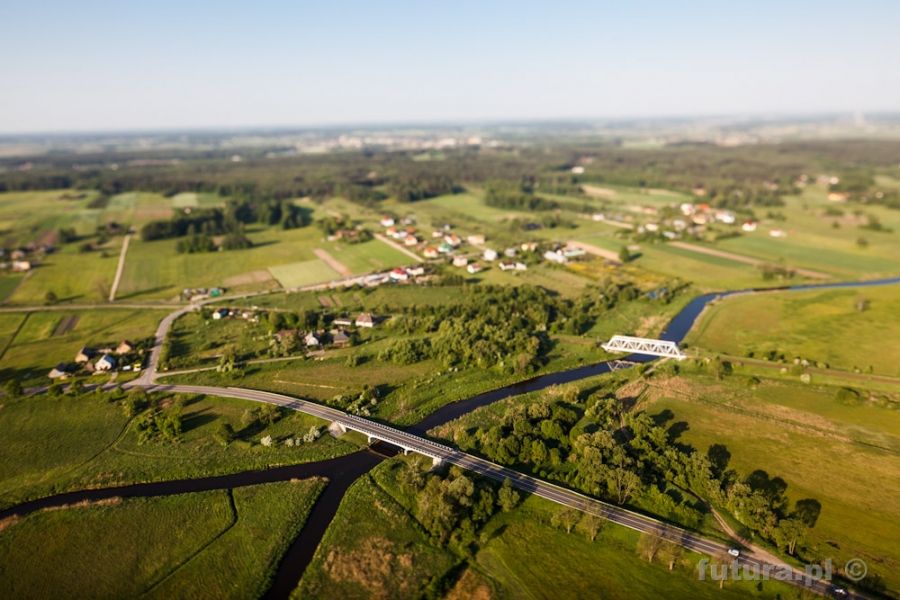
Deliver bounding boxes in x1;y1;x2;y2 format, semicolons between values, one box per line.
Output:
343;414;454;454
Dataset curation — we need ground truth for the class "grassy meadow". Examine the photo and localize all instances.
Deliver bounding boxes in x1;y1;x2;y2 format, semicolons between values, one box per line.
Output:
0;308;168;382
686;284;900;375
0;391;354;510
0;479;323;600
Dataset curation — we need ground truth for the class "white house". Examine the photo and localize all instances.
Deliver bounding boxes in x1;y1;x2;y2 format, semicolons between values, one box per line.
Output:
407;266;425;276
483;248;498;261
304;332;320;347
404;234;418;246
742;221;758;232
95;354;116;372
356;313;375;328
544;250;568;264
380;216;395;227
504;247;517;257
515;262;528;271
769;229;787;238
389;268;409;281
423;247;439;259
467;234;486;246
499;261;516;271
452;256;468;268
467;263;483;274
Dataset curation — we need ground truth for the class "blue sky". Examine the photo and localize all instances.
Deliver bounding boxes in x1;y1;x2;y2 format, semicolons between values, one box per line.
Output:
1;1;898;133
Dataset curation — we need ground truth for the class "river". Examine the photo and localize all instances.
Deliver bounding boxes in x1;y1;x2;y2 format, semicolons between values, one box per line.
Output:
5;276;900;598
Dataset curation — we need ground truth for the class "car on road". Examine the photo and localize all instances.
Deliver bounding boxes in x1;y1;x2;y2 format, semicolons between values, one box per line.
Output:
727;548;741;557
832;587;849;597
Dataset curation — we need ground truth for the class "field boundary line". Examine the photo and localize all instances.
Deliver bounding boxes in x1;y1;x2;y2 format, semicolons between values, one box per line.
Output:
667;241;831;279
312;248;351;277
1;271;32;306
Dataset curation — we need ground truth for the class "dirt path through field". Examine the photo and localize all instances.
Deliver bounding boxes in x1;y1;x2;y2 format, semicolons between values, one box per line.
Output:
667;241;831;279
566;240;621;262
372;233;423;262
312;248;352;277
108;233;132;301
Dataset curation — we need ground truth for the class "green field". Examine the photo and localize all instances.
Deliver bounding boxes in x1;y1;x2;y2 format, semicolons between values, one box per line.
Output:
296;458;793;600
170;192;198;208
7;241;124;305
0;479;323;599
686;284;900;374
0;309;167;382
269;259;341;288
0;392;354;509
641;368;900;592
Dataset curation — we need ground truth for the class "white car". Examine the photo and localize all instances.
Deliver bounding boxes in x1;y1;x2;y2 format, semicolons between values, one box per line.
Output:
727;548;741;557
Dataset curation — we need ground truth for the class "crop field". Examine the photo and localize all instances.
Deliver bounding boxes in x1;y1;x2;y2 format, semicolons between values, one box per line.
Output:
7;240;124;305
170;192;198;208
686;284;900;374
269;259;341;288
326;240;411;273
0;480;323;600
0;391;353;509
641;370;900;592
0;308;167;381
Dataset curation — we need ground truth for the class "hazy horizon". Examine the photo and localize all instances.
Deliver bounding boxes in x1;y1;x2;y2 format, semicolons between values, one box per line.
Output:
2;1;898;135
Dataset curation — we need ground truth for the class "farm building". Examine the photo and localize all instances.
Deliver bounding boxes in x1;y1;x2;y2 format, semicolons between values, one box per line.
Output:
116;340;135;354
356;313;375;328
467;234;486;245
95;354;117;372
333;317;353;327
212;309;229;320
331;330;351;346
304;332;320;347
499;262;516;271
452;256;468;268
75;347;96;363
48;362;70;379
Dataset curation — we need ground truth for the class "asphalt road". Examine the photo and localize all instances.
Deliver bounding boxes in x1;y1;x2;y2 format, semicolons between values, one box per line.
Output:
146;383;856;599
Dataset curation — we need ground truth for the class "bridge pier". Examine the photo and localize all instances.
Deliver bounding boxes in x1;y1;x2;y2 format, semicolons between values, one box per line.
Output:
329;421;347;438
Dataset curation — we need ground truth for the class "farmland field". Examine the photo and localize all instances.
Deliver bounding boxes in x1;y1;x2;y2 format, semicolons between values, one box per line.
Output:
269;259;340;288
0;309;168;381
686;284;900;374
0;480;323;600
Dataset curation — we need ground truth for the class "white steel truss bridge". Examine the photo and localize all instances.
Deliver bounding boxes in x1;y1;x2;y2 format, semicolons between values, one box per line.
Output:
601;335;686;360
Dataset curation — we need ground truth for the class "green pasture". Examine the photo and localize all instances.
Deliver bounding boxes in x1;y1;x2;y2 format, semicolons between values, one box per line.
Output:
170;192;198;208
7;241;123;305
686;284;900;374
0;309;167;381
327;239;411;273
643;372;900;593
0;480;323;600
0;391;354;509
269;259;340;288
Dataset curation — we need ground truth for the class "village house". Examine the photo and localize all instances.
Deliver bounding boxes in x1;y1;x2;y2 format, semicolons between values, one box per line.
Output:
544;250;568;264
12;260;31;272
452;256;468;268
404;234;418;246
390;268;409;282
438;243;453;254
333;317;353;327
769;229;787;238
520;242;538;252
75;347;96;363
356;313;375;328
274;329;298;341
10;249;26;260
407;266;425;276
483;248;498;261
304;332;320;348
386;226;399;237
467;234;486;246
742;221;758;232
515;262;528;271
212;309;229;320
499;261;516;271
116;340;135;354
467;263;483;274
330;329;351;346
432;230;444;238
48;362;70;379
423;247;440;259
443;234;461;247
380;216;395;227
95;354;117;372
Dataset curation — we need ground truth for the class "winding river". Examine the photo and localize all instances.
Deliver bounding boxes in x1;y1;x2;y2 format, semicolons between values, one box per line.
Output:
4;276;900;599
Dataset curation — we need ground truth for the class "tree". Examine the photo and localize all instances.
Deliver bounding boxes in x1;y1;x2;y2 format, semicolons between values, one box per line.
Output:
638;531;665;562
552;506;579;533
618;246;631;263
4;379;23;399
773;518;807;555
607;465;642;505
47;381;64;398
401;457;425;491
302;425;321;443
44;291;58;305
67;379;86;396
498;477;520;512
214;421;236;446
580;509;607;542
260;435;273;447
659;540;684;570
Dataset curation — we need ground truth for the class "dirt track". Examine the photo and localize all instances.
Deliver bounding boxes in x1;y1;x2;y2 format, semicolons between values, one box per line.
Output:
313;248;352;277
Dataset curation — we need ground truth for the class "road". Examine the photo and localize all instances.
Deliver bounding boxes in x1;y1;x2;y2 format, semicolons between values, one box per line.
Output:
140;383;853;598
